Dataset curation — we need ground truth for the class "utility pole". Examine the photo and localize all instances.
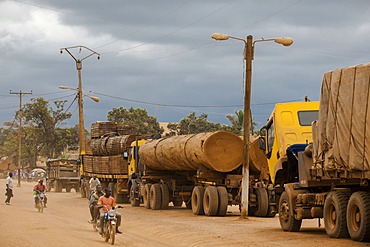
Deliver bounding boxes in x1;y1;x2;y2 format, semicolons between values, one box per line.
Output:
60;46;100;157
10;90;33;187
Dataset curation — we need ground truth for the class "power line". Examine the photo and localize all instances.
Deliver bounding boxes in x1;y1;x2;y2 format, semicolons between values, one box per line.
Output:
101;0;237;55
95;0;194;50
12;0;71;14
91;91;305;108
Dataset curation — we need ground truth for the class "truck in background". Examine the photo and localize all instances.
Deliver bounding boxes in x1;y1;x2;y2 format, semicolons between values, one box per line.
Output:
79;122;137;203
261;63;370;242
128;131;276;217
46;158;80;193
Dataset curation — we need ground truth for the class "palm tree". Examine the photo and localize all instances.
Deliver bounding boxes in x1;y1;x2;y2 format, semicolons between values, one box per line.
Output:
226;110;259;135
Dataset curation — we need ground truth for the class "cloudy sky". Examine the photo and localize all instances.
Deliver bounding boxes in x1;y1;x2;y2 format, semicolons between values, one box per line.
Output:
1;0;369;130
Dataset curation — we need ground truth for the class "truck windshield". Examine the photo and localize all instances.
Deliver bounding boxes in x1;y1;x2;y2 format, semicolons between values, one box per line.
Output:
298;110;319;126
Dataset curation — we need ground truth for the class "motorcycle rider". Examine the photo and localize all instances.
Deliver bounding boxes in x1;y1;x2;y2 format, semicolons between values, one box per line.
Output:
88;184;104;223
33;179;48;208
97;187;122;234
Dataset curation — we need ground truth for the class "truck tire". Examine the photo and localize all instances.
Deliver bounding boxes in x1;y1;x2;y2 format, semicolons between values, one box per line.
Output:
279;191;302;232
191;186;205;215
150;184;162;210
324;191;349;238
109;182;115;196
203;186;219;216
160;184;169;210
143;184;151;209
217;187;228;216
254;187;269;217
66;185;72;193
130;185;140;207
80;181;87;198
75;184;80;193
54;180;63;193
346;191;370;241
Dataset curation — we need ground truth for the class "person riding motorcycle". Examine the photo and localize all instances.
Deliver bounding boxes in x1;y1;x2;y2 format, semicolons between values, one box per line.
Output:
33;179;48;208
97;187;122;234
88;184;104;223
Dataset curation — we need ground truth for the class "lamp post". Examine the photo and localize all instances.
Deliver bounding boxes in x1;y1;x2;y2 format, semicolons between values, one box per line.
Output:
211;33;293;217
60;46;100;156
58;85;99;154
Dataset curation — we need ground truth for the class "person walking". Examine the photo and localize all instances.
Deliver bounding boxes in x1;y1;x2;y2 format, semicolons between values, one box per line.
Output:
5;172;14;205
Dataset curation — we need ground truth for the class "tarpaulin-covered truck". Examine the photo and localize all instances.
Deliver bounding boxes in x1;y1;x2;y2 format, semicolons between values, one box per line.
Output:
46;158;80;193
129;131;276;217
79;122;137;203
265;63;370;242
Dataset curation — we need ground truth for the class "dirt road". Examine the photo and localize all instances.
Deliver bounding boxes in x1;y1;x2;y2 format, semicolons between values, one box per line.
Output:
0;179;366;247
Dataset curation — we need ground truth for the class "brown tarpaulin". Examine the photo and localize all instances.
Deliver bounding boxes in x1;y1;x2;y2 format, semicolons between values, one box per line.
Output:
315;63;370;172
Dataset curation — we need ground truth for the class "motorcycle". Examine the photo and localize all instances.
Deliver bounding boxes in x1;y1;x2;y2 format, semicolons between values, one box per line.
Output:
35;190;46;213
96;205;123;245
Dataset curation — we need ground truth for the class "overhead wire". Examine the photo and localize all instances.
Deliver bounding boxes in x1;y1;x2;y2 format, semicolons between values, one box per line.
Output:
95;0;194;49
101;0;238;55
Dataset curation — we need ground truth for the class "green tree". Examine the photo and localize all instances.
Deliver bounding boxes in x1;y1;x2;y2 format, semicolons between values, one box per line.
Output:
226;110;244;135
107;106;163;137
226;110;260;136
168;112;228;135
21;97;73;166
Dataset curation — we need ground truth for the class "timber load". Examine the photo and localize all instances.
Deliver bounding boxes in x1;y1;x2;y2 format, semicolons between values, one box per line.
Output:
89;121;136;156
139;131;243;173
90;134;136;156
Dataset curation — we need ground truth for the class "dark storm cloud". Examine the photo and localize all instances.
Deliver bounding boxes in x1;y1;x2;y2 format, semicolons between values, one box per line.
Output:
1;0;370;128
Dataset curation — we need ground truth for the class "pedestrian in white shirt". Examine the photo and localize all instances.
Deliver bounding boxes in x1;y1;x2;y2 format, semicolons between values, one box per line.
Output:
89;176;100;197
5;172;14;205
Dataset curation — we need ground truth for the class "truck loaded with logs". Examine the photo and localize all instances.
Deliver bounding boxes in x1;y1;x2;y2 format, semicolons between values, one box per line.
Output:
128;130;276;217
79;122;137;203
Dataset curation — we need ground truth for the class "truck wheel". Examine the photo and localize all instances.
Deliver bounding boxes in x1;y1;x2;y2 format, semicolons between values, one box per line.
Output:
160;184;169;210
130;185;140;207
347;191;370;241
254;187;269;217
54;180;62;193
109;182;115;196
279;191;302;232
150;184;162;210
66;185;72;193
203;186;219;216
324;191;349;238
80;184;86;198
217;187;228;216
143;184;151;209
191;186;205;215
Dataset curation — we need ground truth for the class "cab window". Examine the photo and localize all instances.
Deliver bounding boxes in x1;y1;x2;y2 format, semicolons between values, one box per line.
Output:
266;121;274;154
298;110;319;126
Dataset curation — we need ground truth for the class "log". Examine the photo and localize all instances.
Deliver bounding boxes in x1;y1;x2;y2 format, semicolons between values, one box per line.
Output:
139;131;243;173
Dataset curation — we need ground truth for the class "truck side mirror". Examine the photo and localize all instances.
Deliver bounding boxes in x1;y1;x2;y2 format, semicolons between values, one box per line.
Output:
123;152;128;158
258;137;266;151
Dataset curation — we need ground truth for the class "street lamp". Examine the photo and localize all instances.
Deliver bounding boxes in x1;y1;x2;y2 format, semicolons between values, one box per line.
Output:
59;86;100;103
59;85;99;154
211;33;293;217
60;46;100;156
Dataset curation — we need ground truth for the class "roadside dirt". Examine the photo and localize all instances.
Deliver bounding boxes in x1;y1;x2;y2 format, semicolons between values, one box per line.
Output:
0;179;367;247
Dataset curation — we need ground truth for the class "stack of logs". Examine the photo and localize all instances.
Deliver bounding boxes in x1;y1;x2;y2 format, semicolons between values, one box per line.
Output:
83;122;136;175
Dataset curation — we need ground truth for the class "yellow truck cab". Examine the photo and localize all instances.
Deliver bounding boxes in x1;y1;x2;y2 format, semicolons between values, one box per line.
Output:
261;101;319;188
127;139;147;206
